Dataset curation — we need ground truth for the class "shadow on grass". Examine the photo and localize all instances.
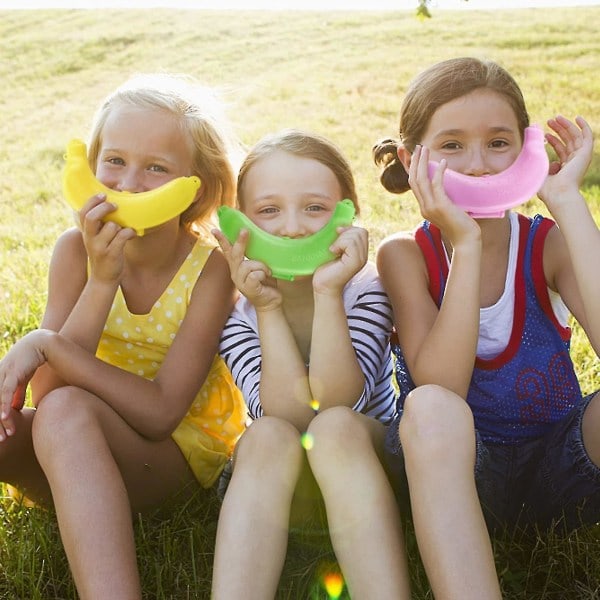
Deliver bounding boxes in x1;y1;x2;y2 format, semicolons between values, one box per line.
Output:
2;486;600;599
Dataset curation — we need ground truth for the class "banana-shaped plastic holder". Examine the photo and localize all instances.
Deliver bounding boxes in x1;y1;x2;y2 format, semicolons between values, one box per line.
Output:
217;199;356;281
62;139;201;236
427;125;549;218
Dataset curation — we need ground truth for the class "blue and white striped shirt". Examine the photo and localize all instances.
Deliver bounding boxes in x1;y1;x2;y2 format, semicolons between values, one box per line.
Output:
219;262;397;426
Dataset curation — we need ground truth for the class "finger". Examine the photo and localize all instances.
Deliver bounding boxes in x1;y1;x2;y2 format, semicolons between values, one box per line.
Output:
545;133;569;164
80;194;115;230
330;226;367;255
547;116;581;154
222;230;250;275
407;145;423;188
0;413;15;441
230;229;250;262
112;226;136;246
430;157;448;190
10;383;26;411
238;259;270;283
211;228;232;252
0;374;14;420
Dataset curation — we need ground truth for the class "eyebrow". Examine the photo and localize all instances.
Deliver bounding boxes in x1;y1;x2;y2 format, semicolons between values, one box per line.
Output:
433;126;516;138
100;148;176;165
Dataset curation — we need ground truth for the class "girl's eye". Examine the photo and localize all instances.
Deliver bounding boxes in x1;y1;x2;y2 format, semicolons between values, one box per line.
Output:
306;205;325;212
440;142;461;151
490;139;509;149
106;156;125;166
148;164;168;173
258;206;278;215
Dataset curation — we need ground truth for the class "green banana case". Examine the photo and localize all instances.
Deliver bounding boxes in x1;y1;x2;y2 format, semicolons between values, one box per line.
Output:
217;199;356;281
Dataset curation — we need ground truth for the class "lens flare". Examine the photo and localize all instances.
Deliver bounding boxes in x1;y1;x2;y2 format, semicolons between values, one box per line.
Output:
300;432;314;450
309;398;320;412
323;572;344;599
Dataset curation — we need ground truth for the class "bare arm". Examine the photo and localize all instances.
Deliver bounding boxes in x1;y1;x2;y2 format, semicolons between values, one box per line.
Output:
377;147;482;398
309;226;369;410
2;249;236;441
213;227;315;429
539;116;600;354
31;197;135;402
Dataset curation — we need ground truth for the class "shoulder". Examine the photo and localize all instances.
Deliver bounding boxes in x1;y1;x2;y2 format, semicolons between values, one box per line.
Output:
49;227;87;271
377;230;417;253
190;242;231;289
52;226;86;256
343;263;393;319
377;229;422;265
344;262;381;294
376;227;429;287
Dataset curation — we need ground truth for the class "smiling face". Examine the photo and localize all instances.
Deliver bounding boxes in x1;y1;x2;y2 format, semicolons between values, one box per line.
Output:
95;104;195;193
240;149;343;238
418;88;522;177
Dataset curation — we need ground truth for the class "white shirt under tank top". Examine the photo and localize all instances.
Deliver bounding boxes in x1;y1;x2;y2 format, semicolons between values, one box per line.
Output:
477;212;569;360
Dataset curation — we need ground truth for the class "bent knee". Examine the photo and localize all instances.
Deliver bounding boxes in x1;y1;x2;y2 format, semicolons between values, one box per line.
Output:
399;385;475;452
306;407;379;470
307;406;369;448
235;416;303;471
32;387;98;448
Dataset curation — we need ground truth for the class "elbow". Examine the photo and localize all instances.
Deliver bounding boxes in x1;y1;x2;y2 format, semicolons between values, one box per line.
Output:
145;416;180;442
141;407;182;442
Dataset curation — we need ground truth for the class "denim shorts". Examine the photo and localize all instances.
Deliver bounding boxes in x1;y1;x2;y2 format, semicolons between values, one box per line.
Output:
385;393;600;531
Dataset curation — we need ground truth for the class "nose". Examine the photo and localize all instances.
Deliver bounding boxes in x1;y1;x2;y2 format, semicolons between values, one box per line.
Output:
465;148;491;177
278;213;308;238
115;168;145;193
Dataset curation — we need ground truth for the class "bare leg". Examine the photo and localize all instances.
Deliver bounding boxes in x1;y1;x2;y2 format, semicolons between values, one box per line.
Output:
0;408;52;505
32;387;196;600
400;385;501;600
211;417;304;600
307;407;411;600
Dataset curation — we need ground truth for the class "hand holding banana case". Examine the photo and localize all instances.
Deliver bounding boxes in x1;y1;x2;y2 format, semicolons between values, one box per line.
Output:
217;199;356;281
62;139;201;236
427;125;549;218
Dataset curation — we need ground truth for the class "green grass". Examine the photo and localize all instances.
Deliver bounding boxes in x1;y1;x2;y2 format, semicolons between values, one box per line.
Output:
0;6;599;599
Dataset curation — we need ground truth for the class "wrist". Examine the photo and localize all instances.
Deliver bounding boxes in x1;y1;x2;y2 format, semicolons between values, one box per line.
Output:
25;329;56;362
312;275;346;297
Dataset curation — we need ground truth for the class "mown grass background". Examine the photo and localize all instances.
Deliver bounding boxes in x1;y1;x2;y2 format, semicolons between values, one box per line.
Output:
0;6;599;599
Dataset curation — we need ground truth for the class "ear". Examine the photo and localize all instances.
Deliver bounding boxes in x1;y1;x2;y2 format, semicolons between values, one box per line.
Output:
191;184;204;205
397;146;412;171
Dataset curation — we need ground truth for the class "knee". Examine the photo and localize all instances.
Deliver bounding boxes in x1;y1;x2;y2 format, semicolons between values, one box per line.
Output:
399;384;474;460
306;407;371;470
32;387;96;453
234;416;303;475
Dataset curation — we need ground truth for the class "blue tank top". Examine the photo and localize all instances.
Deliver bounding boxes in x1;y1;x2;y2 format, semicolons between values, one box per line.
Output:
393;214;583;445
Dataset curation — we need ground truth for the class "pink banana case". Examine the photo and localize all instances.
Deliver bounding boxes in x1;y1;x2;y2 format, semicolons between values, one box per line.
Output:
427;125;549;218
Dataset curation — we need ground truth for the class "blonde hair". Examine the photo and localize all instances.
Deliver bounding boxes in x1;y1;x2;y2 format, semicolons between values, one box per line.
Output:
87;73;242;234
237;128;359;215
373;57;530;194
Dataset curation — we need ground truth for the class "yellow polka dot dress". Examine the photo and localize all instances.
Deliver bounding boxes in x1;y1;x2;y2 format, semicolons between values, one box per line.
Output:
96;240;246;488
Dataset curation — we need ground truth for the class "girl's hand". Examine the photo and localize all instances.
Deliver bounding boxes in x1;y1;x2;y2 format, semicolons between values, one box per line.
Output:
539;115;594;212
212;228;283;311
0;331;49;441
79;194;136;284
312;225;368;294
409;145;480;249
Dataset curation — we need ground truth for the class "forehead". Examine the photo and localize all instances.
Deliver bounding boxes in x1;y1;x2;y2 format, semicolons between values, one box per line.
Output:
101;104;191;152
244;149;340;195
426;88;519;135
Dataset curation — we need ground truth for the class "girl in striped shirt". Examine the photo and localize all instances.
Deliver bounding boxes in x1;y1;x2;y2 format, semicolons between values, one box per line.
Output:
211;129;411;599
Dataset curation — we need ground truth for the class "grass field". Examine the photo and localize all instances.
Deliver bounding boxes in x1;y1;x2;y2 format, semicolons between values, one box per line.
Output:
0;6;599;599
